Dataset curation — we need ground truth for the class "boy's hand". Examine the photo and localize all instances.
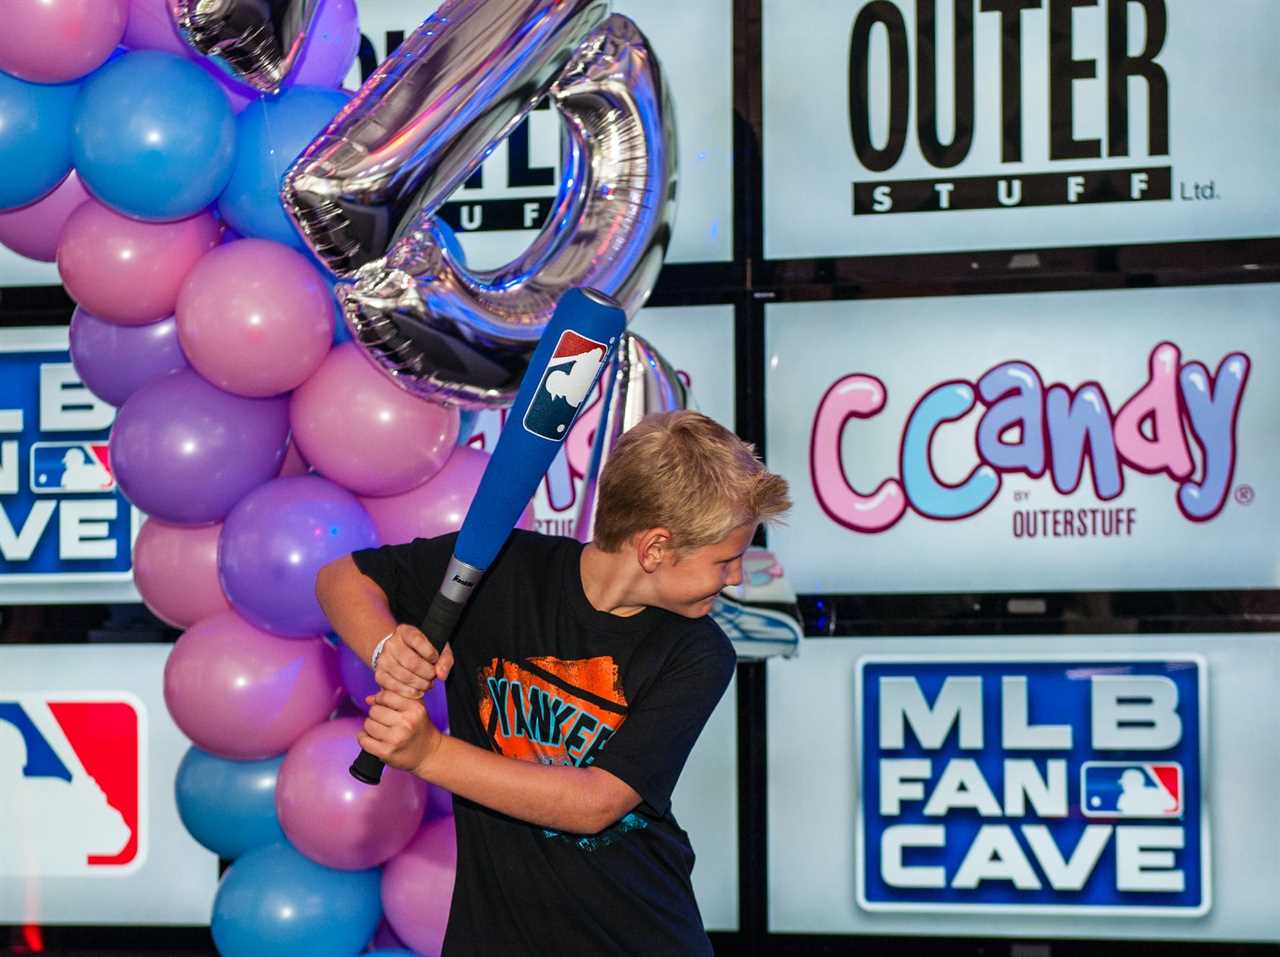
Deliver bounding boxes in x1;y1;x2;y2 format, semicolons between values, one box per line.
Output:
358;688;444;774
375;625;454;697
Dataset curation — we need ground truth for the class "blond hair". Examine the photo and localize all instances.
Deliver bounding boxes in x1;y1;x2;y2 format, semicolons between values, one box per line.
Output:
592;410;791;552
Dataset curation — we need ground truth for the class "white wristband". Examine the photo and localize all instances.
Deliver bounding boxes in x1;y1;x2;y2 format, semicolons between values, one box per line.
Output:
370;632;393;671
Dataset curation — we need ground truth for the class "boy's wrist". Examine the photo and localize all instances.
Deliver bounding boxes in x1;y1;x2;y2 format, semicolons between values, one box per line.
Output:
413;727;446;781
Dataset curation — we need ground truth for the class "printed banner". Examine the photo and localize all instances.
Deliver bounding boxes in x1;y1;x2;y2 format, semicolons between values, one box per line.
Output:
857;655;1207;914
472;304;736;540
763;0;1280;258
0;644;218;924
768;634;1280;940
0;327;141;603
764;285;1280;594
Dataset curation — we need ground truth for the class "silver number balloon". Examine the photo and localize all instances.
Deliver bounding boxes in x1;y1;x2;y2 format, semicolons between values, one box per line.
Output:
283;0;679;408
574;333;687;545
169;0;321;93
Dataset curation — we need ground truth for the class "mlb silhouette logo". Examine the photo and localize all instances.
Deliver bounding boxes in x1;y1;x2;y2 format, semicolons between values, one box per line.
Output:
30;441;115;494
523;330;609;442
1081;761;1183;818
0;693;146;876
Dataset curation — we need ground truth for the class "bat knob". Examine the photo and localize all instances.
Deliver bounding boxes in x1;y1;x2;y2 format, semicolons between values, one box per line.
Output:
349;749;385;785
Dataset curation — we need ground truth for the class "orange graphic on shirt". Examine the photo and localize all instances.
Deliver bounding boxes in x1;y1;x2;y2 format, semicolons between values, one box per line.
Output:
477;656;628;767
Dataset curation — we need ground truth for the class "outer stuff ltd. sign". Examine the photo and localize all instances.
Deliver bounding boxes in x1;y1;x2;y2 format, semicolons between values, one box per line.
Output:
0;327;140;604
856;655;1208;915
763;0;1280;258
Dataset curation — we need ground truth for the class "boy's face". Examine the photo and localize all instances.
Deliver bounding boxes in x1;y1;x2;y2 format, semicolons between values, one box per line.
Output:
654;522;755;618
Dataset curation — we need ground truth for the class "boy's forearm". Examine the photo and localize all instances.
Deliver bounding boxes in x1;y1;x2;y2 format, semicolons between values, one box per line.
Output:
315;556;400;663
416;735;613;835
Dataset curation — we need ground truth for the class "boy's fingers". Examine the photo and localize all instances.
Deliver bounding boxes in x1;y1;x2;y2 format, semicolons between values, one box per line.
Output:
368;703;423;728
357;731;388;758
376;672;425;699
394;625;439;664
437;643;455;680
386;654;434;688
373;688;422;712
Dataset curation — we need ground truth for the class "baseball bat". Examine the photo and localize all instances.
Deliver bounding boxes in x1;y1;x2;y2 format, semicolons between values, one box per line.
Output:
350;288;627;784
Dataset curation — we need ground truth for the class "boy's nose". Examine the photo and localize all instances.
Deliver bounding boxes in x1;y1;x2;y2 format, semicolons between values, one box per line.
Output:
724;560;743;587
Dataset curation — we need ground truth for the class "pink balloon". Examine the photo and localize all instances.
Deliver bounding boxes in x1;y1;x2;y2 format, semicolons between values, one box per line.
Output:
57;199;222;325
0;172;90;262
133;518;231;629
382;817;456;957
291;344;460;497
359;446;536;546
277;717;428;870
122;0;188;55
0;0;127;84
163;611;341;760
176;239;334;397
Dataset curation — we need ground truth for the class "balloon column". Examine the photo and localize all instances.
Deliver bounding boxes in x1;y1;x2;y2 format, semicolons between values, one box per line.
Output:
0;0;674;953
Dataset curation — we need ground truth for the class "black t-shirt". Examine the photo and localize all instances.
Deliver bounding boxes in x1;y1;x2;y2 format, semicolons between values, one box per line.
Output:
351;530;737;957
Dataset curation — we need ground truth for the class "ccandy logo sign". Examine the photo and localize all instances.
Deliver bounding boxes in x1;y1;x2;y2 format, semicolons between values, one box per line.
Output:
856;655;1208;914
811;342;1248;536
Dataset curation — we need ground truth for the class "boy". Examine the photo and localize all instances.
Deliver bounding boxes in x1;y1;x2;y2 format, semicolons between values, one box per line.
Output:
316;410;791;955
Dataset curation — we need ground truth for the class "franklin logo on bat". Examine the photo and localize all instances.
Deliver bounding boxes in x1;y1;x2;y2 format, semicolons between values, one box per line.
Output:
0;694;145;876
523;330;610;442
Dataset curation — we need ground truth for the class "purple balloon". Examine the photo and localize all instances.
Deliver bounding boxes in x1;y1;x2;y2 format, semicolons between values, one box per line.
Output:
219;476;379;637
122;0;189;56
110;369;290;525
368;920;411;952
163;611;341;760
70;307;189;407
277;716;428;870
336;641;379;711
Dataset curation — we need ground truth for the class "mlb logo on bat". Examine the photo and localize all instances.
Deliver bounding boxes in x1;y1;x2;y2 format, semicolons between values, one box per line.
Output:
30;442;115;494
0;693;147;876
523;330;610;442
855;655;1208;915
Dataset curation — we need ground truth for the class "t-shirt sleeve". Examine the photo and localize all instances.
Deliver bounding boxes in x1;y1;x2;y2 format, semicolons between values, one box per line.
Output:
587;621;737;818
350;534;456;632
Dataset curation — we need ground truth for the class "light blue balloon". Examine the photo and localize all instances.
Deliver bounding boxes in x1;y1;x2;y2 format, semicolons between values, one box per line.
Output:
0;71;79;211
72;51;235;221
218;86;351;248
212;842;382;957
174;747;285;860
456;408;479;444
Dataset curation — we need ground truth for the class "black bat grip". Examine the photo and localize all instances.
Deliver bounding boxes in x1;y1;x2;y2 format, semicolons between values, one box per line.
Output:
349;589;468;785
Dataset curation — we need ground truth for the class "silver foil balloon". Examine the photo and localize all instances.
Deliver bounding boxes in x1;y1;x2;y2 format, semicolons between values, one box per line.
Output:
574;332;687;545
283;0;679;408
169;0;321;93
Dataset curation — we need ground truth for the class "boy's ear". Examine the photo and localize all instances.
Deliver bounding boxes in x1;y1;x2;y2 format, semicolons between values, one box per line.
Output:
634;528;674;573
